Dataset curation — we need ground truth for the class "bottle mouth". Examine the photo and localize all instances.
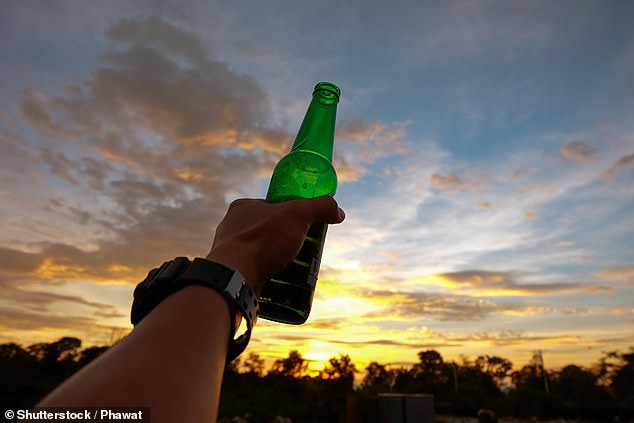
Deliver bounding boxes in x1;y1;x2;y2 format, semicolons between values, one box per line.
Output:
313;81;340;105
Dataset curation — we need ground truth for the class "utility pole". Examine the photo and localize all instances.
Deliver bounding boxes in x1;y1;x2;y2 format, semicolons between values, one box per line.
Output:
535;350;549;393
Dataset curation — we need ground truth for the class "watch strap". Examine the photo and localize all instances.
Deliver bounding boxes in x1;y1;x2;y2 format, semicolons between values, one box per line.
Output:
179;258;258;360
131;257;258;361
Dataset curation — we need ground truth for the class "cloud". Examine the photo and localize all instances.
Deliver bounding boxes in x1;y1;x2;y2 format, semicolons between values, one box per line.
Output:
333;155;369;183
333;118;410;182
448;330;582;347
3;288;122;318
388;1;562;71
3;16;288;286
250;129;292;154
337;118;408;148
560;141;596;163
32;34;413;280
0;131;37;181
353;267;614;323
17;16;274;154
46;198;92;226
0;307;109;332
593;265;634;285
359;289;546;322
0;14;294;351
5;14;421;348
106;16;210;68
0;248;42;274
0;275;128;343
39;149;83;187
429;172;485;193
436;270;612;296
18;89;76;139
0;305;126;346
329;338;463;350
308;318;346;330
19;193;239;283
600;153;634;182
87;17;267;144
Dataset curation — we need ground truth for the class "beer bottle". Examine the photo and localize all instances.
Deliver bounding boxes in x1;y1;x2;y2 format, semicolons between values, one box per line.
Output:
259;81;340;324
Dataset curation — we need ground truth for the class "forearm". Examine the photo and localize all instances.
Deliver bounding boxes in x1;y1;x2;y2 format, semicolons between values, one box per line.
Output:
38;285;230;423
37;196;345;422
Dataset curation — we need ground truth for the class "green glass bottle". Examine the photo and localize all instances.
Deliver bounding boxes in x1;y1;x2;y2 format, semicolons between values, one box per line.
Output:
258;81;340;324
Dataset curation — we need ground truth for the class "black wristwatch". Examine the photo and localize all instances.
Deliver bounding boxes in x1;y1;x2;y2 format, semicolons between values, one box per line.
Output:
131;257;258;361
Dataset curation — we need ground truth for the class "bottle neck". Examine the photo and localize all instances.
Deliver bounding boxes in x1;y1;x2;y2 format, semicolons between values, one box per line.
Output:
290;83;339;161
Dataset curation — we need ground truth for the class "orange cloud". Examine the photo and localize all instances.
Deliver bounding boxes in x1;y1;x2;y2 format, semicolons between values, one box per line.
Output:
449;330;582;347
600;153;634;182
560;140;596;163
332;118;410;183
430;172;486;193
433;269;612;297
34;258;86;280
593;265;634;285
336;118;408;147
333;155;369;183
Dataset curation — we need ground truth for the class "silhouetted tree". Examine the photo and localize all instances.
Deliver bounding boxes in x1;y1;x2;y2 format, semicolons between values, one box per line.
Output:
4;337;633;422
77;346;109;367
361;361;393;393
446;356;502;416
476;355;513;387
595;350;621;386
413;350;451;396
0;338;110;409
242;351;265;376
0;343;40;408
553;364;616;420
392;366;418;393
416;350;445;374
611;350;634;418
322;354;357;391
28;337;81;366
268;350;308;378
509;352;564;419
511;351;550;391
0;343;32;362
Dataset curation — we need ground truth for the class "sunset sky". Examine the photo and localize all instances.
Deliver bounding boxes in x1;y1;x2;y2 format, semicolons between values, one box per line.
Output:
1;1;633;375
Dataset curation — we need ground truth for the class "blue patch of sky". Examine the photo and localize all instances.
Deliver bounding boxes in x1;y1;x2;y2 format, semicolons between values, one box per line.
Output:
0;4;118;94
351;6;633;161
534;183;633;263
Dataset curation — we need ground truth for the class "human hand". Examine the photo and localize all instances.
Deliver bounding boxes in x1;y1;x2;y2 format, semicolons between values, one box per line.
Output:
207;196;345;294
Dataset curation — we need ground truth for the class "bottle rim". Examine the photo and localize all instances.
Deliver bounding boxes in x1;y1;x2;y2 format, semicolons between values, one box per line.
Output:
313;81;341;100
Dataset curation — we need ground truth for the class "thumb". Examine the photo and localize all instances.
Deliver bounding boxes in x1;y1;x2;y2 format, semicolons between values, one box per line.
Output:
302;196;345;225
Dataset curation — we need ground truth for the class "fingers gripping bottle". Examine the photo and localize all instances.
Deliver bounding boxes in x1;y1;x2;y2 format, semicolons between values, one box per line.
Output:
259;82;340;324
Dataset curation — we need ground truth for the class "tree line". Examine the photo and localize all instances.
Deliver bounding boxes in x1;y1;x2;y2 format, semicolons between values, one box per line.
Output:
1;337;632;422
